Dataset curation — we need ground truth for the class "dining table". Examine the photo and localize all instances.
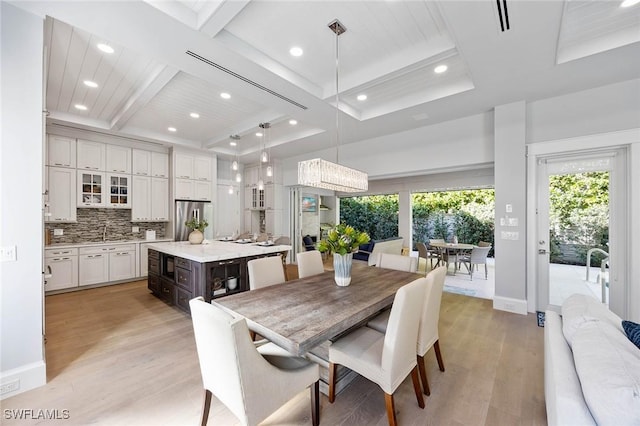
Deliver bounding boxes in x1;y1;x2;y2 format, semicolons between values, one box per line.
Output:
213;261;422;356
213;261;423;394
429;241;476;274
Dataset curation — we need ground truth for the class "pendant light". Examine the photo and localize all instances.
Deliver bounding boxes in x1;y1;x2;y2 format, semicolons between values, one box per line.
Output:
229;134;242;183
297;19;368;192
257;123;266;191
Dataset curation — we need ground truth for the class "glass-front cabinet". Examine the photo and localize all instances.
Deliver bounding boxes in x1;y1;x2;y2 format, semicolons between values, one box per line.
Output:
107;173;131;208
77;171;105;207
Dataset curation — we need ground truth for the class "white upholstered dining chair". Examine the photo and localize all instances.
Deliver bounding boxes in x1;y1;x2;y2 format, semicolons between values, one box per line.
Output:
247;256;285;290
367;265;447;395
296;250;324;279
328;278;427;426
189;297;320;426
375;252;418;273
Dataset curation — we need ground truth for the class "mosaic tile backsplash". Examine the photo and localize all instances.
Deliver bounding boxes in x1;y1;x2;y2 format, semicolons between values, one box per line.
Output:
45;208;167;244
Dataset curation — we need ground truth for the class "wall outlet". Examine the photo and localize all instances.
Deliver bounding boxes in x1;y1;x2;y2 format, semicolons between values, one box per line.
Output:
0;379;20;394
0;246;17;262
53;229;63;236
132;226;140;233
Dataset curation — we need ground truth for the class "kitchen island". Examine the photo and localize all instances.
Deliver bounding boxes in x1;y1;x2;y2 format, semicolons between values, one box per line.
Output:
148;241;291;313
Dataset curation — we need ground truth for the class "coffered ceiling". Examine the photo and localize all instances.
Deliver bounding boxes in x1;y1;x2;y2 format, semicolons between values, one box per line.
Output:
15;0;640;166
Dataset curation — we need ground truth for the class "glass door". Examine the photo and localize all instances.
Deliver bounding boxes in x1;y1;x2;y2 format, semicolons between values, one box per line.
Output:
536;150;627;315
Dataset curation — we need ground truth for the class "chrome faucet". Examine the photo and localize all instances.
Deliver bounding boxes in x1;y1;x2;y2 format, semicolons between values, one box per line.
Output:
103;221;108;242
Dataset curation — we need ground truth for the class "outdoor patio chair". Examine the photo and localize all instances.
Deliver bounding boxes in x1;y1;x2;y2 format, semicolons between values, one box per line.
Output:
458;246;491;280
416;242;439;271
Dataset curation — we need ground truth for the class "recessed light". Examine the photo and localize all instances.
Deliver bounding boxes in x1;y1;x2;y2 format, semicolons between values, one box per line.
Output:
83;80;98;88
621;0;640;7
190;112;200;118
289;119;298;125
357;94;367;101
168;127;177;132
289;46;303;57
434;64;448;74
229;141;237;147
97;43;114;54
74;104;87;111
220;92;231;99
255;132;263;137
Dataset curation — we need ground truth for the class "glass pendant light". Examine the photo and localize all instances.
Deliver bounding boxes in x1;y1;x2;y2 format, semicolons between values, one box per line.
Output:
230;134;241;182
228;185;234;195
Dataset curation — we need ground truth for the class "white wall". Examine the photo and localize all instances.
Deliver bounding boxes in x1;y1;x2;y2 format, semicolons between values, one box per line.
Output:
493;101;528;314
527;79;640;144
0;2;46;398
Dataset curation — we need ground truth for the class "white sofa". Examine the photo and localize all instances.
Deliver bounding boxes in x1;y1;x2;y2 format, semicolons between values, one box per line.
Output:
544;294;640;426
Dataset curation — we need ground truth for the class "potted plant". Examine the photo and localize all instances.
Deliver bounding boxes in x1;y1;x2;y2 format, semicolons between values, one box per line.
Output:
317;223;370;286
185;218;208;245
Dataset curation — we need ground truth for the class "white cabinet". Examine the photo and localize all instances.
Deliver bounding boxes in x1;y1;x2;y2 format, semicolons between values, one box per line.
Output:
77;139;106;171
106;145;131;174
175;154;194;179
132;176;151;221
217;184;241;236
151;178;169;220
244;166;259;188
77;171;106;207
194;181;212;201
108;244;136;281
265;184;281;210
133;150;167;177
175;178;194;200
79;244;137;285
132;176;168;221
79;248;109;286
132;149;151;176
266;209;283;236
45;248;78;291
151;152;168;178
194;156;212;181
47;135;76;168
47;166;77;222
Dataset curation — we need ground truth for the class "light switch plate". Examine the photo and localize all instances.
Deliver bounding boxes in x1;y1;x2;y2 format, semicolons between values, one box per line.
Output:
505;204;513;213
0;246;17;262
132;226;140;233
53;229;63;236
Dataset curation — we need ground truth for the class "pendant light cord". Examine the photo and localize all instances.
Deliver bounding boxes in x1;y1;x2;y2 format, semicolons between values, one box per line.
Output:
335;27;340;165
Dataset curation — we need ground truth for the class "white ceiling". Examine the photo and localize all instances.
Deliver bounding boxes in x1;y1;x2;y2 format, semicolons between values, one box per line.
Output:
18;0;640;165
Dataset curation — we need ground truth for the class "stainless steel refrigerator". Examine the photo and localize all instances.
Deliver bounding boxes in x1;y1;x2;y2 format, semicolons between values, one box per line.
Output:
175;200;214;241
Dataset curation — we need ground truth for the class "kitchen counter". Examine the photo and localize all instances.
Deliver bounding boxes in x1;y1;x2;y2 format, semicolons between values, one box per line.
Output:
149;240;292;263
45;238;173;249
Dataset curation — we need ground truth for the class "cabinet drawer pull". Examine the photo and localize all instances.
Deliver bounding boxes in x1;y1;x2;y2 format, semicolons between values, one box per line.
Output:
163;288;170;293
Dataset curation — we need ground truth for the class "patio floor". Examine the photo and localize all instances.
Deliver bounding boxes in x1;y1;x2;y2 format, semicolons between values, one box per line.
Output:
418;256;606;305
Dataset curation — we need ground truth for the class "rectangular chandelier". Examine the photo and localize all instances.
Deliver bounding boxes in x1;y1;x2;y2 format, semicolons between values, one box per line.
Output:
298;158;368;192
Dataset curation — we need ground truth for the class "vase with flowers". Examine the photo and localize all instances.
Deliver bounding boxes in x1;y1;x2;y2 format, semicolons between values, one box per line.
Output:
185;218;209;245
317;223;370;286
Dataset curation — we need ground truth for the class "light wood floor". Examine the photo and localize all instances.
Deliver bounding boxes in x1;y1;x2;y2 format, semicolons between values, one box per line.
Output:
3;267;547;425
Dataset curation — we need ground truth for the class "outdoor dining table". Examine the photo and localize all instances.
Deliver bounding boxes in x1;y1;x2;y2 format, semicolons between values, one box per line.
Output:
429;241;476;274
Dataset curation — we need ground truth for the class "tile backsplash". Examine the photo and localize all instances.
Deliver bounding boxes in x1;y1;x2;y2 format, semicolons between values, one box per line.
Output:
45;209;167;244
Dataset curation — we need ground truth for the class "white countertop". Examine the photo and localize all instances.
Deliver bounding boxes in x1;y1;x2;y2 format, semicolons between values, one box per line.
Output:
149;240;292;263
45;239;173;250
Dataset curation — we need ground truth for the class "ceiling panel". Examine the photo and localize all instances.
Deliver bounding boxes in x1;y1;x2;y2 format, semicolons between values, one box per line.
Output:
222;0;454;93
558;0;640;63
123;71;267;142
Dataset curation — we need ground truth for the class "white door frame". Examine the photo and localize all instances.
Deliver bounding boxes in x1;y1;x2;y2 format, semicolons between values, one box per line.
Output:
526;129;637;317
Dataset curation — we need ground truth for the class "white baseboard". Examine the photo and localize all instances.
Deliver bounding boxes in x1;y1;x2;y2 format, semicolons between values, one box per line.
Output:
493;296;528;315
0;361;46;400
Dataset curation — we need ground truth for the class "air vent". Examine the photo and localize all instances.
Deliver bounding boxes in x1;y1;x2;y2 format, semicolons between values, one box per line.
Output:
496;0;510;32
186;50;308;110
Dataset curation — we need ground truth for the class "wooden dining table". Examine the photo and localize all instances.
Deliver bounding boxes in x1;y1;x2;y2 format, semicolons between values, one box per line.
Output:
213;261;422;357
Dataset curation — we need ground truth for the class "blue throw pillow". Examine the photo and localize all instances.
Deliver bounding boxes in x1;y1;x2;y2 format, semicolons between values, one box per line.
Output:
622;320;640;350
